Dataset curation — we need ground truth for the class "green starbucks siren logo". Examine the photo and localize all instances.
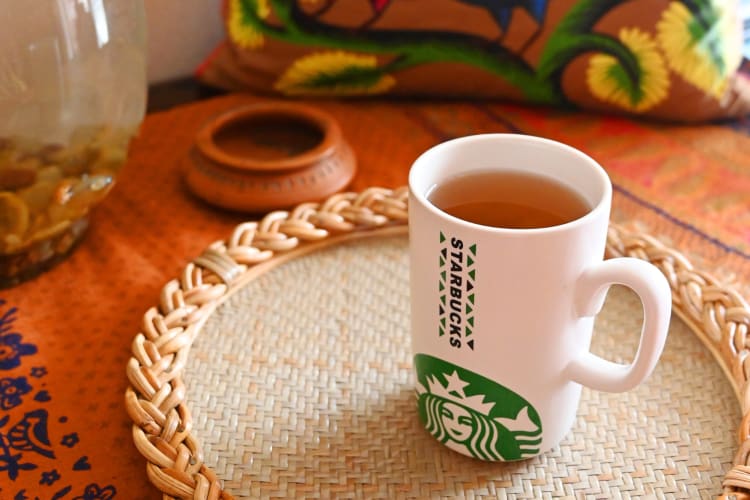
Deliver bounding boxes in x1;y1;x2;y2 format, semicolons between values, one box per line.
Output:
439;231;476;350
415;354;542;461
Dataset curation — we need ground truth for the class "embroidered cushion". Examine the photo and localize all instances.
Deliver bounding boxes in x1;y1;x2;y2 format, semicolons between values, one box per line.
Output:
198;0;750;122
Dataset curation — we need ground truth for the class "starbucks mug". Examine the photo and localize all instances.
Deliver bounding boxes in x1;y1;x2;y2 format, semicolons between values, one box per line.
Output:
408;134;672;461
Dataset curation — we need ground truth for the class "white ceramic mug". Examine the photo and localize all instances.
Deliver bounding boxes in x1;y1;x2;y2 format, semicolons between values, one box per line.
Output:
408;134;672;461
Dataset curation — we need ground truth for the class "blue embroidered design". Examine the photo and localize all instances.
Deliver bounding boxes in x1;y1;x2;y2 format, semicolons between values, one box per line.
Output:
40;468;60;485
0;433;37;480
52;485;73;499
0;302;37;371
73;456;92;471
0;377;32;410
33;390;51;402
61;432;79;448
0;334;37;371
73;483;116;500
5;409;55;459
0;299;117;498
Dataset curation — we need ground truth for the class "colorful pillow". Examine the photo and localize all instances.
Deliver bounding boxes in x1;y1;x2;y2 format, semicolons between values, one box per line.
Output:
198;0;750;122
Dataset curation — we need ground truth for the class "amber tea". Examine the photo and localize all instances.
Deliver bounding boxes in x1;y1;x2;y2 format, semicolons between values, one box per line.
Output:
428;170;590;229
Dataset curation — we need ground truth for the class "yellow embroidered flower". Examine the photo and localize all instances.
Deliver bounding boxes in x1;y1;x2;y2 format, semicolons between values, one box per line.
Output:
587;28;669;112
657;1;742;99
274;51;396;96
228;0;270;50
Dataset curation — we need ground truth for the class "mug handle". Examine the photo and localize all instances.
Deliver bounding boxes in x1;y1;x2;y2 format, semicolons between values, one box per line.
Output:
564;258;672;393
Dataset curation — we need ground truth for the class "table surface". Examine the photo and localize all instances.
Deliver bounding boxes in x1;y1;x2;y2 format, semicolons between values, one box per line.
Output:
2;87;750;498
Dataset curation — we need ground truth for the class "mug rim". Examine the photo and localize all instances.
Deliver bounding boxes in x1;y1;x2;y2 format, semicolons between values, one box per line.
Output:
408;133;612;235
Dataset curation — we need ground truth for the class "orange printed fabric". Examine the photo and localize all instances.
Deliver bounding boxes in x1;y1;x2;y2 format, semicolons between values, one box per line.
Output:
200;0;750;122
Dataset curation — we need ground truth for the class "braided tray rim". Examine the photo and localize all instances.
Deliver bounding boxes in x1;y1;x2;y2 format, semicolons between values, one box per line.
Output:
123;186;750;500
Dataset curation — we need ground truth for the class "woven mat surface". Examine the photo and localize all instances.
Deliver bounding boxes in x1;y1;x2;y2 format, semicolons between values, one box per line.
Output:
185;235;739;499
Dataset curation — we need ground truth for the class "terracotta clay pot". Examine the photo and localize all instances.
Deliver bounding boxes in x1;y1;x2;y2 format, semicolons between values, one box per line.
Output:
185;102;357;213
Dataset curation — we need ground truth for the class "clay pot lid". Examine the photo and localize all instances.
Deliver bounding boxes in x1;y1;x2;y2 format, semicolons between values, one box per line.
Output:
185;102;357;213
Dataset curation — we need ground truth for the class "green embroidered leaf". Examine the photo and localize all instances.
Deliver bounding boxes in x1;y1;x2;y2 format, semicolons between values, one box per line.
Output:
538;0;637;83
606;62;642;107
268;0;556;103
238;0;266;26
685;1;727;76
304;66;388;92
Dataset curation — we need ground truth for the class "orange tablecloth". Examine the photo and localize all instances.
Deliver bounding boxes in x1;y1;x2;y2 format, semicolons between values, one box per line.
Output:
3;94;749;498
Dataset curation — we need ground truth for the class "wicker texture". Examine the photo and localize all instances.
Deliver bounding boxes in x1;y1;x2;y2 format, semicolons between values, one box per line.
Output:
187;235;737;499
124;187;750;499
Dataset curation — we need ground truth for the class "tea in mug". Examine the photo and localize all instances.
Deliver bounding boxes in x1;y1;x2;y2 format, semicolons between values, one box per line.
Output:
428;170;590;229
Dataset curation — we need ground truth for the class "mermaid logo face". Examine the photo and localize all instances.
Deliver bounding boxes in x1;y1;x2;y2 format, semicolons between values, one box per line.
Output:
415;354;543;461
441;402;473;441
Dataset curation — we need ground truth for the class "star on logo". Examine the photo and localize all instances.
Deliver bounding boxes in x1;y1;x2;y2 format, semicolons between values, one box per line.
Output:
443;370;470;397
419;370;495;415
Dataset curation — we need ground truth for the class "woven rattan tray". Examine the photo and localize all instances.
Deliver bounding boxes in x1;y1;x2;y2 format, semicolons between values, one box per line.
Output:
125;187;750;499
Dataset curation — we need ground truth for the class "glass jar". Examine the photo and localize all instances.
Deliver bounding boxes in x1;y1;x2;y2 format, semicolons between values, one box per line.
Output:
0;0;146;287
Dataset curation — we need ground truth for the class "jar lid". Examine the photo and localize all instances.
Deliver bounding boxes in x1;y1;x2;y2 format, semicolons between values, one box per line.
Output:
184;102;357;213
